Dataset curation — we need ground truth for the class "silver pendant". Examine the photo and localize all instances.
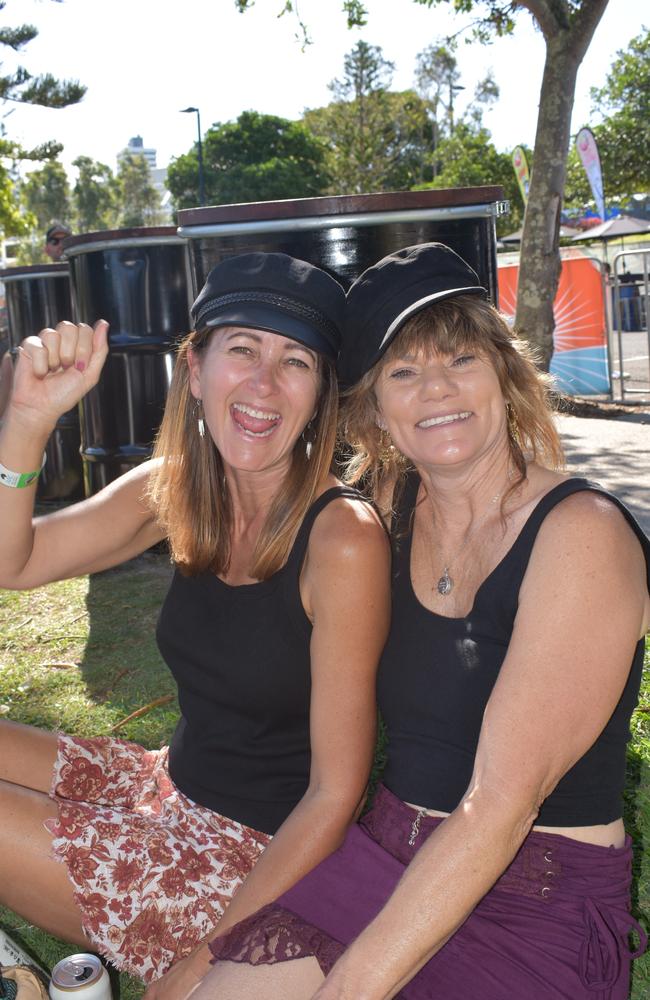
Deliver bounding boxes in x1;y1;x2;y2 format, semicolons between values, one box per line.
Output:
437;568;453;595
198;416;205;438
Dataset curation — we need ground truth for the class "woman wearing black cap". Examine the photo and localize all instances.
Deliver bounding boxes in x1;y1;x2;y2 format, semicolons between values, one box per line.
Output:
203;243;649;999
0;253;389;988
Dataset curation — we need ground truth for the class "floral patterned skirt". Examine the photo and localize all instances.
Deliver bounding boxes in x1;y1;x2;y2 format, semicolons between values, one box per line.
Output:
45;733;271;983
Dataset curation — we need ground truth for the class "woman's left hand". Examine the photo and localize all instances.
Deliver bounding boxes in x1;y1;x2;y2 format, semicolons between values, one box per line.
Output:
142;944;213;1000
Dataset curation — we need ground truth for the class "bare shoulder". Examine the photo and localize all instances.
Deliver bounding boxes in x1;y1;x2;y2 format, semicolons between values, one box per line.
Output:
302;484;390;625
523;485;648;616
535;487;642;556
309;487;388;563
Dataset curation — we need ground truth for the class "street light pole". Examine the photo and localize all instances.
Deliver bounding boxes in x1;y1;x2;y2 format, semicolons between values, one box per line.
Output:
180;106;205;207
448;83;465;133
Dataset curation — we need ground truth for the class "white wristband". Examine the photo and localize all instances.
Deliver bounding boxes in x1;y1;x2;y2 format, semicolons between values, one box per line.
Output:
0;452;47;488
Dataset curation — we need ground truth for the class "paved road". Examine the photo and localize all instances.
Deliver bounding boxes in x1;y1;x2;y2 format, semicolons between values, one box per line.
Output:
609;330;650;397
556;413;650;534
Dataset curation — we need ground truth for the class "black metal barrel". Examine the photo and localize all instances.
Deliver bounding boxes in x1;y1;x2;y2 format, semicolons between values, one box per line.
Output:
1;263;72;349
0;263;83;501
65;227;192;496
177;188;507;301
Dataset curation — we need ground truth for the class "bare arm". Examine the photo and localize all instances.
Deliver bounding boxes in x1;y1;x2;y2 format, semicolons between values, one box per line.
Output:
313;492;649;1000
143;495;391;1000
0;322;164;589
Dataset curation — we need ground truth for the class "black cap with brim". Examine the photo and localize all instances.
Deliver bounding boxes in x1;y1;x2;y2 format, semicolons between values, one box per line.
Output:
339;243;488;386
46;221;72;241
191;253;345;361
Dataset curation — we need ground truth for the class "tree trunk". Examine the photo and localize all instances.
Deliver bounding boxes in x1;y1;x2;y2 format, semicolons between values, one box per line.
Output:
514;0;609;370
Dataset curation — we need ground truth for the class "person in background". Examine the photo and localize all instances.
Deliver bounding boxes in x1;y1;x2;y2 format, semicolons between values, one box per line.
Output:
44;222;72;262
199;243;649;1000
0;252;390;991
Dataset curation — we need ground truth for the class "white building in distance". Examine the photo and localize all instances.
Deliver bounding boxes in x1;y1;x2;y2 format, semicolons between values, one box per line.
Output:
118;135;157;170
117;136;172;222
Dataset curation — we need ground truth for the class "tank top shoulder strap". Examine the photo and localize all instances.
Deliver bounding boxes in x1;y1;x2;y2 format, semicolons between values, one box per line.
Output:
508;477;650;588
285;485;371;573
391;468;421;537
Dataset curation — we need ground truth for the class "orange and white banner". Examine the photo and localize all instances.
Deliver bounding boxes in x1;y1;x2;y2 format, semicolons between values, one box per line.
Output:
498;255;610;396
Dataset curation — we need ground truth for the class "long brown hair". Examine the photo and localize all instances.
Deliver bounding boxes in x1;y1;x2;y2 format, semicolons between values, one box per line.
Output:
340;295;564;514
147;327;338;579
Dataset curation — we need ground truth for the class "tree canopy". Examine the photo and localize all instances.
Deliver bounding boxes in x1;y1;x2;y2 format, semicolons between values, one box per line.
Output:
303;42;435;194
0;0;86;236
20;160;71;233
235;0;611;369
589;28;650;198
72;156;119;233
117;153;165;228
167;110;330;210
418;121;523;233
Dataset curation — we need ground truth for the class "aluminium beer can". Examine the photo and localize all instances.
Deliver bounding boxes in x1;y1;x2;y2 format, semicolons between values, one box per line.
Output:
48;955;112;1000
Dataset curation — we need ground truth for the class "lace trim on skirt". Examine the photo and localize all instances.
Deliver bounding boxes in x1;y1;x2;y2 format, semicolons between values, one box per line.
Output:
210;903;344;976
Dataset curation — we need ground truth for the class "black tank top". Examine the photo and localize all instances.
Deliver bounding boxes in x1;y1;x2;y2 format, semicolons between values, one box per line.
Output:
156;486;365;835
378;474;650;826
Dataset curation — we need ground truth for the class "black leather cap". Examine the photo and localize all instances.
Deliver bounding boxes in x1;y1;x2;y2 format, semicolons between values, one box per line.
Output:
191;252;345;360
339;243;487;386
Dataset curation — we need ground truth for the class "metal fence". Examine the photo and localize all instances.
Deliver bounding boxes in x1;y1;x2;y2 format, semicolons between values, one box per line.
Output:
610;249;650;401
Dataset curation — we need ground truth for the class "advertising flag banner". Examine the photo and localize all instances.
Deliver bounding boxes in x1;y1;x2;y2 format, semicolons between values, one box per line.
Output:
576;127;606;221
512;146;530;204
498;255;610;396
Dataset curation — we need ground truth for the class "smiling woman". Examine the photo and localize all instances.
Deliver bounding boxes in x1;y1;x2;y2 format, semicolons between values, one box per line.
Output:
0;252;390;994
189;328;320;479
202;244;650;1000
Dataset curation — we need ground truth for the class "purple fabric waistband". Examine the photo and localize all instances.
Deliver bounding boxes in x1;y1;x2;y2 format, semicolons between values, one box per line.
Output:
364;784;636;903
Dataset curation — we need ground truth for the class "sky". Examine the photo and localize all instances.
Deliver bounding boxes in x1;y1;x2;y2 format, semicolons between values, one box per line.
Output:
5;0;648;180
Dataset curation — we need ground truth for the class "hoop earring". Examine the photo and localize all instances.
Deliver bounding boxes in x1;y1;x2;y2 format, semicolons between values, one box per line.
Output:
377;428;394;464
506;402;521;450
302;419;316;460
193;399;205;439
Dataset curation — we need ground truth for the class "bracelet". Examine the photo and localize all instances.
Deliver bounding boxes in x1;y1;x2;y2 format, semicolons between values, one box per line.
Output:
0;453;47;489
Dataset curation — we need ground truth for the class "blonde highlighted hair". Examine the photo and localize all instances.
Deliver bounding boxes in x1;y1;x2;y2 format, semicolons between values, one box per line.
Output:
147;327;338;579
340;295;564;512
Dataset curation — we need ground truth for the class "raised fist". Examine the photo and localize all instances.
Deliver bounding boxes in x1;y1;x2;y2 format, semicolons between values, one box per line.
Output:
10;320;109;431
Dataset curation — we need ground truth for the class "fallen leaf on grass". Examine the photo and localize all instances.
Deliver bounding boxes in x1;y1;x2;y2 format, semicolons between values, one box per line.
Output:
111;695;174;731
40;634;87;643
95;668;131;701
61;612;88;627
42;662;80;670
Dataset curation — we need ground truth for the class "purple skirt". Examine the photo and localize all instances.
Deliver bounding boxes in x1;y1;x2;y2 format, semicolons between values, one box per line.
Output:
210;784;647;999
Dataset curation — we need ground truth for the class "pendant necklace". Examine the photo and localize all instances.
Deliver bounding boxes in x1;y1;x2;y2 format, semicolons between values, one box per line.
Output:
432;490;502;596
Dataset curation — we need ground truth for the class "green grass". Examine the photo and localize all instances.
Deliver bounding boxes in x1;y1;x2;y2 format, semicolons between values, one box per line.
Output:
0;551;176;1000
1;554;649;997
628;639;650;999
